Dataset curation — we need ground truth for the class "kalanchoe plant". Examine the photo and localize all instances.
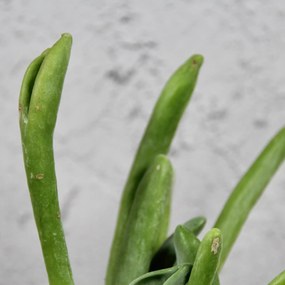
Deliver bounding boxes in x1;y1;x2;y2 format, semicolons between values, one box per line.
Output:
19;34;285;285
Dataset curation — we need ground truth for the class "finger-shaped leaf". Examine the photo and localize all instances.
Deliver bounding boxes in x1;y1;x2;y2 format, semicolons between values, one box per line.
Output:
214;128;285;270
116;155;173;285
187;228;222;285
107;55;204;285
19;34;74;285
174;225;200;265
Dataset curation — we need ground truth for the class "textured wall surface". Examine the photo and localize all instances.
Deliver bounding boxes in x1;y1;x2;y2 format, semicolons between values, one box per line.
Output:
1;0;285;284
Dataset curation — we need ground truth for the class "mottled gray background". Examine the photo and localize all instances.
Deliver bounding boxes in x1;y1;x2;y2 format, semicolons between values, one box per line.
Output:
1;0;285;284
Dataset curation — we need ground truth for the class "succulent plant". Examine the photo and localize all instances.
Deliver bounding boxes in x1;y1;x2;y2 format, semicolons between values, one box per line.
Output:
19;34;285;285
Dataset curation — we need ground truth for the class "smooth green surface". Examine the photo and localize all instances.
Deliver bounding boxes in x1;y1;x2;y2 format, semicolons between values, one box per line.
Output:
150;216;206;270
213;277;220;285
129;266;179;285
106;55;203;285
174;225;200;265
183;217;207;235
163;264;190;285
116;155;173;285
19;34;74;285
187;228;222;285
214;127;285;270
268;270;285;285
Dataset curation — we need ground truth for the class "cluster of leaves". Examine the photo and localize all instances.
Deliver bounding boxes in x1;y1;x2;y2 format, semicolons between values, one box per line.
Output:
19;34;285;285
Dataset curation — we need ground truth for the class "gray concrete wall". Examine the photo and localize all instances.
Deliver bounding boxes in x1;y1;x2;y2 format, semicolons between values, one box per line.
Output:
1;0;285;284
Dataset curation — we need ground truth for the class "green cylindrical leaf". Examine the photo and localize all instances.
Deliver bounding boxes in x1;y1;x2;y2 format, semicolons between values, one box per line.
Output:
106;55;203;285
116;155;173;285
214;128;285;270
174;225;200;265
187;228;222;285
19;34;74;285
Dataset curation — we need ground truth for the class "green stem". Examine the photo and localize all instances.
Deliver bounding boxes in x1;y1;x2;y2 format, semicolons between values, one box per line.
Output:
214;127;285;271
106;55;203;285
19;34;74;285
